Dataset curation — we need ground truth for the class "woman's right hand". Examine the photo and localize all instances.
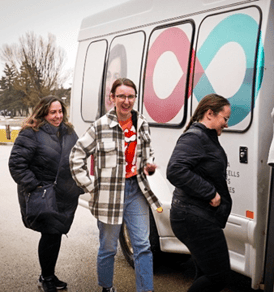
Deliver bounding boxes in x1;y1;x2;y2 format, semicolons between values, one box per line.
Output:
210;192;221;207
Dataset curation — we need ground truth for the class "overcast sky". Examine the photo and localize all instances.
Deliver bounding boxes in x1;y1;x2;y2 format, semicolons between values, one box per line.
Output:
0;0;128;87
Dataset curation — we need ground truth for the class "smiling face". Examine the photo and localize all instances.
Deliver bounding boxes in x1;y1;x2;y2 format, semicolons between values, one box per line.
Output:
44;101;63;127
209;105;231;136
111;84;136;121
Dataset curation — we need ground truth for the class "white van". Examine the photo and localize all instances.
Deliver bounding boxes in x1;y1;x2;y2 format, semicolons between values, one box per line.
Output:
70;0;274;290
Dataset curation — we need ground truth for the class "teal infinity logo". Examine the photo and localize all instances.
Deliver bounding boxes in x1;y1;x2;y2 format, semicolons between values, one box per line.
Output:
194;14;264;127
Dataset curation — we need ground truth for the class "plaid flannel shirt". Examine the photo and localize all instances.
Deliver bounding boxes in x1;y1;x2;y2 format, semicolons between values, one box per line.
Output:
69;109;161;224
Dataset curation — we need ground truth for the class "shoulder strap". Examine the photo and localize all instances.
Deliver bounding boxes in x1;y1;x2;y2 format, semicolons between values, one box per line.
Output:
54;136;64;185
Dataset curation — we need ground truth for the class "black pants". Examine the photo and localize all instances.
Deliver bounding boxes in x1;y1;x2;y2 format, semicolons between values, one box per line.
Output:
170;204;231;292
38;233;62;277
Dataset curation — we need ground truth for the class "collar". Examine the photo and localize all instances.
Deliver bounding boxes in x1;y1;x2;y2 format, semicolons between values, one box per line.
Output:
190;122;218;140
107;109;140;130
41;121;67;136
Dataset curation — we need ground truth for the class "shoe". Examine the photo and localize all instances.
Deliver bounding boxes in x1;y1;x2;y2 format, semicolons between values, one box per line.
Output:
102;287;117;292
38;275;67;290
40;275;57;292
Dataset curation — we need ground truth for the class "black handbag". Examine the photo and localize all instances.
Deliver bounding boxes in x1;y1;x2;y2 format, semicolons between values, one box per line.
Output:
23;141;67;234
24;183;59;232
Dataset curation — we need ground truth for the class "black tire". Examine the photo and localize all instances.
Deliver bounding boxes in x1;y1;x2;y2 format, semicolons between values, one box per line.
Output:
119;209;162;269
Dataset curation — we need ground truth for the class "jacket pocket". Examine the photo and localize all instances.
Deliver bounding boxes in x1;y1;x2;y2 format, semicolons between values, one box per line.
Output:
214;202;232;229
97;141;117;169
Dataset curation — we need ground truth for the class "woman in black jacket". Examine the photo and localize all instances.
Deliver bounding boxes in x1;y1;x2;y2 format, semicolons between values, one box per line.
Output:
9;96;83;292
167;94;232;292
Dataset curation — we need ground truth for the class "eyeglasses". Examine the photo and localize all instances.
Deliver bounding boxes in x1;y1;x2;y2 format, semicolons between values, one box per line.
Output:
115;94;136;101
218;113;229;124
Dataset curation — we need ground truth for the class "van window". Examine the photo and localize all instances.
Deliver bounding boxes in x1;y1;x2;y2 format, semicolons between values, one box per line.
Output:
143;22;194;126
81;40;107;122
193;7;261;131
102;32;145;115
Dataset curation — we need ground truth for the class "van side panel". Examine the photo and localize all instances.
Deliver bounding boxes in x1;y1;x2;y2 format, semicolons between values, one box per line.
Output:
71;0;274;289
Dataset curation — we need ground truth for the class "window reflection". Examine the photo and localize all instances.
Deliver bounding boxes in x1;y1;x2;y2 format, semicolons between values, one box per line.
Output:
103;44;127;114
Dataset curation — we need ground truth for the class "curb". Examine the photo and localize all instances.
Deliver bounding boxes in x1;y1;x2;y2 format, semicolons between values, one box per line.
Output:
0;142;13;146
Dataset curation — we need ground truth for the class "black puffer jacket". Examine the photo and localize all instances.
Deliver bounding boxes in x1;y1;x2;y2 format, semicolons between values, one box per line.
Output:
167;123;232;228
9;122;83;234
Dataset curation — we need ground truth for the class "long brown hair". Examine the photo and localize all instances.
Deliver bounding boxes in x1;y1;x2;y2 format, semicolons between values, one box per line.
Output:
185;94;230;132
21;95;73;132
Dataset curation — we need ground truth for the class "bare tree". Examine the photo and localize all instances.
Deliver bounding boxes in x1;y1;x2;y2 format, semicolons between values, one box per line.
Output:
0;32;70;107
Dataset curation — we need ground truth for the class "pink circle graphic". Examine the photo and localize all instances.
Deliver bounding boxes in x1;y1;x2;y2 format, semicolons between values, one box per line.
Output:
144;27;192;123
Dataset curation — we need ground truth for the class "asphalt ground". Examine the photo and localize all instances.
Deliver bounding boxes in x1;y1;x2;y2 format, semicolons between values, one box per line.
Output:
0;144;257;292
0;144;194;292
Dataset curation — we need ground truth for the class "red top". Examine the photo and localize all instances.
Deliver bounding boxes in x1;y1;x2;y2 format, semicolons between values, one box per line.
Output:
119;117;137;178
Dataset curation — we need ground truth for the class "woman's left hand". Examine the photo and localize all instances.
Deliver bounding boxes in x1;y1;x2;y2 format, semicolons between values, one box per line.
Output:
144;163;157;175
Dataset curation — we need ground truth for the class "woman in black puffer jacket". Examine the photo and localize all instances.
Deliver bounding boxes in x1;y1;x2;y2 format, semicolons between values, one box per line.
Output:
167;94;232;292
9;96;83;292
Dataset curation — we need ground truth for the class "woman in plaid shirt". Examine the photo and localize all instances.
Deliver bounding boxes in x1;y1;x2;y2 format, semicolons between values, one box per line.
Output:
70;78;162;292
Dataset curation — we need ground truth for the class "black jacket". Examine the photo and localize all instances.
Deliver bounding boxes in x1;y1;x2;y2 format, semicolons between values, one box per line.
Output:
167;123;232;228
9;122;83;234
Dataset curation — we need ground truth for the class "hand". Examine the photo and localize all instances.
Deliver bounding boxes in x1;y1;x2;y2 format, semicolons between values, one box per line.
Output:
210;193;221;207
144;163;157;175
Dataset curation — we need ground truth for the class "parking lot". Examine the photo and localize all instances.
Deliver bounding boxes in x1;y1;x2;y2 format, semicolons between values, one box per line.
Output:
0;144;194;292
0;143;257;292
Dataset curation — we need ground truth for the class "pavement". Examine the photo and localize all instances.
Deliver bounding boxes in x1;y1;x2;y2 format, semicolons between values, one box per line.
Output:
0;144;256;292
0;143;100;291
0;145;195;292
0;145;135;292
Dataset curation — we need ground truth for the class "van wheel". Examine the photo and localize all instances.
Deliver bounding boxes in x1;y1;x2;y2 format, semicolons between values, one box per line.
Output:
119;209;161;269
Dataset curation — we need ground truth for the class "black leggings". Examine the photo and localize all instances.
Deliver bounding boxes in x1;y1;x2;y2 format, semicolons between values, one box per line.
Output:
38;233;62;277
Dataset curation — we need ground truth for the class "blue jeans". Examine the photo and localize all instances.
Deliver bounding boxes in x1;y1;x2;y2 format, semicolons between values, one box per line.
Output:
170;201;230;292
97;176;153;292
